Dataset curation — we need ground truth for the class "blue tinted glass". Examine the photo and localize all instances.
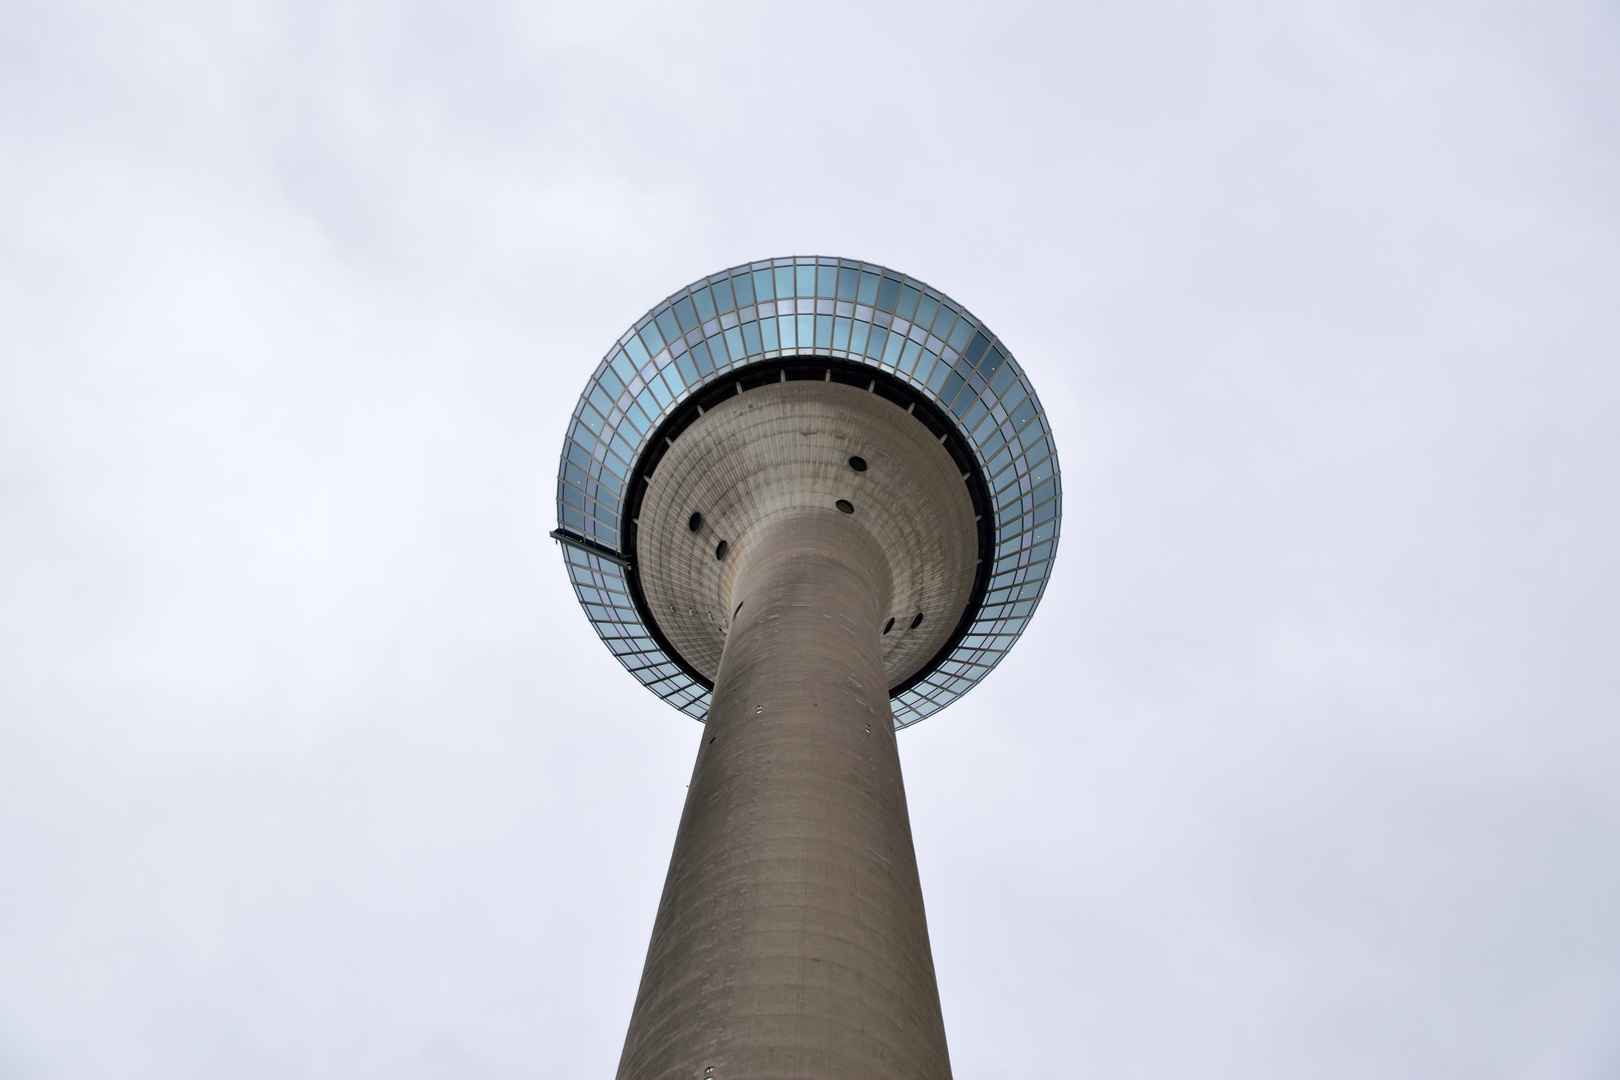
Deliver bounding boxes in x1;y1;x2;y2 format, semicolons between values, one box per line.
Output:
817;265;837;297
654;310;679;342
775;267;794;298
753;269;775;301
857;272;880;305
895;285;920;319
915;295;940;331
640;321;666;353
948;319;973;351
692;288;717;321
837;267;858;300
710;278;735;311
742;322;763;354
876;276;900;311
599;367;625;399
990;364;1018;398
796;265;815;297
814;314;832;348
673;297;698;332
733;272;756;306
675;351;699;385
897;337;921;373
1010;396;1038;430
962;396;990;433
761;317;780;351
625;335;650;367
849;320;870;355
864;326;886;359
723;326;744;360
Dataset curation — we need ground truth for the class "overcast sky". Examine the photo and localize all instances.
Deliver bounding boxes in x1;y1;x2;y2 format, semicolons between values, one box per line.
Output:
2;0;1618;1077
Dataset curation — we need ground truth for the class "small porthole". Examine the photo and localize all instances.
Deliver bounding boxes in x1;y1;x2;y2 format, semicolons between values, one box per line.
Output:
883;617;895;635
716;540;730;560
848;456;867;472
910;612;924;629
688;512;703;532
836;499;854;515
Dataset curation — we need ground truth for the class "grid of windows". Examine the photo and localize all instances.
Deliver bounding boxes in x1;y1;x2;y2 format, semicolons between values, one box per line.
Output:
555;256;1061;727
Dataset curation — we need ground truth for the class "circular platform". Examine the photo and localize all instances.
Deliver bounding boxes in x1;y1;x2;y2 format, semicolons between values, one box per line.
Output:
554;257;1062;727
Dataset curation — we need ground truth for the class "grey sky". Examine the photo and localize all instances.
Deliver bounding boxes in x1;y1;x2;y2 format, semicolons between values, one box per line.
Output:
2;0;1617;1077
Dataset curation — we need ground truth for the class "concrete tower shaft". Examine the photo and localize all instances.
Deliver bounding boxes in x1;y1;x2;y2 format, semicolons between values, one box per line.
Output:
635;380;980;690
615;381;976;1078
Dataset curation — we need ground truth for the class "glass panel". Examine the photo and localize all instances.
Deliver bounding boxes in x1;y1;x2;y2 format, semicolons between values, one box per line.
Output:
635;384;659;419
775;266;794;298
832;316;851;351
795;265;815;297
865;326;888;359
990;363;1018;397
691;339;715;376
710;278;735;312
610;350;636;385
723;326;744;361
753;268;775;301
895;285;920;320
692;287;717;322
900;338;923;375
857;271;880;305
742;322;763;355
914;295;940;331
761;317;780;351
1008;395;1038;434
849;320;870;355
651;313;675;346
948;319;974;352
669;297;694;331
837;267;858;300
876;276;900;312
732;272;756;306
813;313;832;348
817;265;837;297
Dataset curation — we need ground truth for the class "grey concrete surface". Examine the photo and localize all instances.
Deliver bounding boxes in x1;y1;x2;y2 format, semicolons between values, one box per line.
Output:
617;383;973;1077
636;380;979;691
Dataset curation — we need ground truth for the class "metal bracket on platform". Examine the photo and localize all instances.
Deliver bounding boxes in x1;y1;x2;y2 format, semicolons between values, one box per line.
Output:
549;528;633;569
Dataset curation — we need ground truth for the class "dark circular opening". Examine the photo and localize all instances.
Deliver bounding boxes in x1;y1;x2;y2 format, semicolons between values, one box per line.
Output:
910;612;924;629
688;512;702;532
883;617;895;635
835;499;854;515
715;540;729;560
848;455;867;472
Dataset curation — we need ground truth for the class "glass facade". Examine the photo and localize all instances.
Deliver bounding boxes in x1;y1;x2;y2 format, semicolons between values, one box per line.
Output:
555;256;1061;728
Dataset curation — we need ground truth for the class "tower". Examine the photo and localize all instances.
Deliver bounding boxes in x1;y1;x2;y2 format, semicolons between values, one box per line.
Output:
553;258;1061;1079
